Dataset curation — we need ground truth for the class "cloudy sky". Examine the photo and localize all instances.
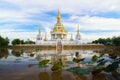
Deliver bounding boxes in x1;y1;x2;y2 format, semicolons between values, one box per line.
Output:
0;0;120;43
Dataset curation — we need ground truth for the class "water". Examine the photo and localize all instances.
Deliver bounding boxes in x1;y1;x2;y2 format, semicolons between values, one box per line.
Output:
0;49;119;80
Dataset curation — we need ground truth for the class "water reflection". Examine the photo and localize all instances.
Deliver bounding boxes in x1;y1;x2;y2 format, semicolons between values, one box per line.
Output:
51;71;63;80
72;73;88;80
92;73;118;80
0;49;8;59
39;71;63;80
12;50;23;57
0;48;120;80
96;47;120;57
38;71;90;80
39;72;50;80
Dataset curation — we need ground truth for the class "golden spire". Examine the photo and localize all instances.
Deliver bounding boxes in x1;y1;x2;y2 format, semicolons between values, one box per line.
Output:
51;10;67;34
57;9;61;22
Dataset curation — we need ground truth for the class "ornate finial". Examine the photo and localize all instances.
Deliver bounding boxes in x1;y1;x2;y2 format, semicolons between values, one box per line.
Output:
57;9;61;22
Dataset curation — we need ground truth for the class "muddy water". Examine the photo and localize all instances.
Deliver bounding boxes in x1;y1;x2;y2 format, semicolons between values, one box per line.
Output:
0;49;119;80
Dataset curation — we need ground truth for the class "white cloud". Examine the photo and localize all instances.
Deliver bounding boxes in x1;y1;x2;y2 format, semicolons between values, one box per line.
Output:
1;0;120;26
3;0;120;14
81;32;120;43
0;0;120;43
66;15;120;31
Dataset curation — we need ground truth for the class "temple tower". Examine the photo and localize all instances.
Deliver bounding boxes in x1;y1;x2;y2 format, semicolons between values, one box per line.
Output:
36;28;43;44
75;26;81;44
51;10;67;41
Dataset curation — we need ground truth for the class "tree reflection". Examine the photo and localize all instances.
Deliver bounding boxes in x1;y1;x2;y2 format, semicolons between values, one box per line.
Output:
51;71;63;80
12;50;23;57
0;49;8;59
92;73;107;80
92;73;118;80
39;72;50;80
39;71;63;80
72;73;88;80
98;46;120;57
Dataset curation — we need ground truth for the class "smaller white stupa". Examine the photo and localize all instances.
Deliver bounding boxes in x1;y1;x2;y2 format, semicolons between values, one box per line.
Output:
75;26;81;44
36;28;43;44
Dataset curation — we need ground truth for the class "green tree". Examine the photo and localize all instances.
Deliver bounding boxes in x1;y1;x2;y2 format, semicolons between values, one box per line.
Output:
20;40;24;44
4;37;9;46
12;39;35;45
24;40;35;44
0;36;9;47
92;40;99;44
112;37;120;46
92;36;120;46
98;38;107;44
12;39;21;45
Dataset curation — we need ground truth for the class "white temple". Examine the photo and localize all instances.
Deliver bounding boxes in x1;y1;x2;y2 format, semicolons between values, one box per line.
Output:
36;10;82;45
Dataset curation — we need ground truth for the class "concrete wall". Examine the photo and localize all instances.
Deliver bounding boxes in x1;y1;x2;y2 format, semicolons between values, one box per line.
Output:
13;44;104;50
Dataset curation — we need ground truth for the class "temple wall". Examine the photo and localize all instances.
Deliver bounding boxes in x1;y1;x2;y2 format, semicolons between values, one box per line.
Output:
13;44;104;51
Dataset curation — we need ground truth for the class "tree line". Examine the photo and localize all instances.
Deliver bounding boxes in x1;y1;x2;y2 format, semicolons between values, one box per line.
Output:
1;35;120;47
0;36;9;48
0;35;35;47
12;39;35;45
92;36;120;46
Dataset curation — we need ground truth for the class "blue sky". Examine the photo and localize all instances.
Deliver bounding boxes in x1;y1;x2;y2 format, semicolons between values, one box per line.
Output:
0;0;120;42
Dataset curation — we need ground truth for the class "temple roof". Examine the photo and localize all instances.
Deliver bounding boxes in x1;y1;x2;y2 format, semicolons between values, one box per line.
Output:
51;10;67;34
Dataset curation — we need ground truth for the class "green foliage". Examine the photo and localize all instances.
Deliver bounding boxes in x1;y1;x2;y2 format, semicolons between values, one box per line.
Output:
0;36;9;47
112;36;120;46
99;53;104;58
92;36;120;46
73;58;80;63
92;55;98;62
66;67;90;74
97;61;106;67
12;39;35;45
92;58;120;75
92;68;104;75
73;58;85;63
24;40;35;44
51;61;63;71
0;49;8;59
39;60;50;66
12;39;21;45
104;62;119;72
